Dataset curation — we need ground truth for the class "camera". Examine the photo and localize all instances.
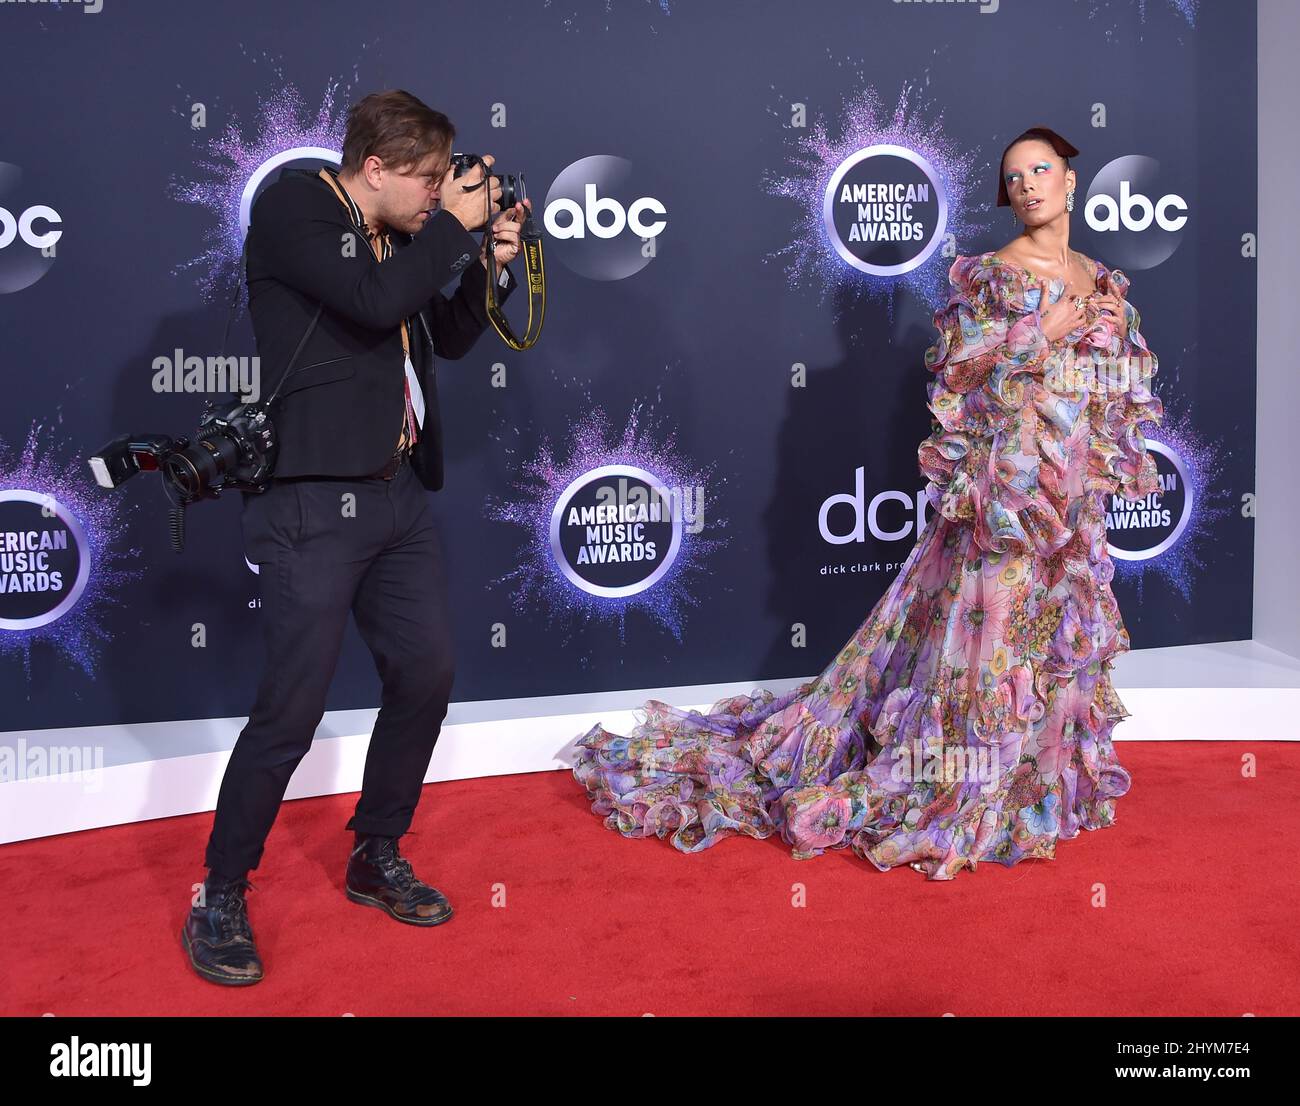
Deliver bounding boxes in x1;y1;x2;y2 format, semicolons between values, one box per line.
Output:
450;152;523;210
88;400;278;551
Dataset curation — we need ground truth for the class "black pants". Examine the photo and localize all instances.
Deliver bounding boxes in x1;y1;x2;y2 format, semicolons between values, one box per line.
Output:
204;457;455;878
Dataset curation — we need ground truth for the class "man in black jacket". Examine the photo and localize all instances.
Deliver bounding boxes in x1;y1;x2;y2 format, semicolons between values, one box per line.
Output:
183;90;527;986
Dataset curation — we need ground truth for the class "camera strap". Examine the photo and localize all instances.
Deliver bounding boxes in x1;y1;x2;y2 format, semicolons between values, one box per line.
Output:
221;235;324;408
457;155;545;351
266;301;325;407
316;166;425;448
485;206;545;351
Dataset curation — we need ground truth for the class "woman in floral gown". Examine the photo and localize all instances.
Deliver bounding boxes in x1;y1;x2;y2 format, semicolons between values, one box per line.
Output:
571;128;1163;880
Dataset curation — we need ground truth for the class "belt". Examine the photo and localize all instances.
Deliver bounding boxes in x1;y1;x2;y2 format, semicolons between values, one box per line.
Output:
370;445;410;481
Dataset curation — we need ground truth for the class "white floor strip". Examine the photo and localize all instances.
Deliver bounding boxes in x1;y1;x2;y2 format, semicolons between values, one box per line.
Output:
2;639;1297;844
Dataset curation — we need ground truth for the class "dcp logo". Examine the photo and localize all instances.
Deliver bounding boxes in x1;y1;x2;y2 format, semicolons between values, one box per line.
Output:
819;467;933;544
543;155;667;280
0;162;62;294
1084;155;1188;270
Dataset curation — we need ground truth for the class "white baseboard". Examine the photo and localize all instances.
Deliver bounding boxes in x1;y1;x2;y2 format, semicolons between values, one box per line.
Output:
3;639;1298;844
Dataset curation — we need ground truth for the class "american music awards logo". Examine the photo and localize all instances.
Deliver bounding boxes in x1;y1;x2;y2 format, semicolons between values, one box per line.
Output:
0;426;139;674
822;145;946;276
1105;440;1193;562
0;491;89;631
1107;404;1234;596
549;465;685;598
487;404;727;645
765;82;983;311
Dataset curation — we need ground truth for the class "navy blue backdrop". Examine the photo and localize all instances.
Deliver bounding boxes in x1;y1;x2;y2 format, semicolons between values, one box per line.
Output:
0;0;1255;737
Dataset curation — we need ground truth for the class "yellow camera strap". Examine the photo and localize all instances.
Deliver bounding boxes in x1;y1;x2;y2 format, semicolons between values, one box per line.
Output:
484;220;545;351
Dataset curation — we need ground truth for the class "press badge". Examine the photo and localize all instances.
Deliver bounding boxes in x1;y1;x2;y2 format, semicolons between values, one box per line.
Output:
404;354;426;429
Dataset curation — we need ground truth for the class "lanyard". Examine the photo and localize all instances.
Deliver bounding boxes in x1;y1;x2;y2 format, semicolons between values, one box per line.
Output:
317;167;419;450
317;168;410;358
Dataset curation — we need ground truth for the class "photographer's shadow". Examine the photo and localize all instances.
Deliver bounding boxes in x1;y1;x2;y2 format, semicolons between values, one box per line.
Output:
756;279;940;683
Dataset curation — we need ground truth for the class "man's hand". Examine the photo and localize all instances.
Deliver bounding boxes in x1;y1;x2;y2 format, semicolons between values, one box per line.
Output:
438;154;503;231
480;199;532;270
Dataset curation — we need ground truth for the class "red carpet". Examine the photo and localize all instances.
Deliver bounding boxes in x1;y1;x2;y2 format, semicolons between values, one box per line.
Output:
2;740;1297;1016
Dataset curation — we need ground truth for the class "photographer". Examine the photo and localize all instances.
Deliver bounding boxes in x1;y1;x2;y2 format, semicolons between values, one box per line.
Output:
182;89;528;986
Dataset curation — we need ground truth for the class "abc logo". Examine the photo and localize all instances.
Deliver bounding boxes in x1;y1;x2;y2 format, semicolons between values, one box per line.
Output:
0;204;61;250
0;161;61;293
1086;180;1187;233
1084;155;1187;270
544;184;666;241
543;155;668;280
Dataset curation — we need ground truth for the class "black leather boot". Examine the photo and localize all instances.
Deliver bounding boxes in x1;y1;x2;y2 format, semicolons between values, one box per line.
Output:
345;835;453;926
181;875;264;986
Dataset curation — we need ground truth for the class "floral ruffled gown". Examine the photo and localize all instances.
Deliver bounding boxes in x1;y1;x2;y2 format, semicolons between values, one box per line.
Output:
572;251;1163;880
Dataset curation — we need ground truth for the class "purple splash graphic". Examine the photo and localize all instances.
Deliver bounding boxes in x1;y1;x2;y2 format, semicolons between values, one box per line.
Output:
486;401;728;650
764;74;985;318
0;424;142;677
170;81;351;300
1092;0;1198;22
1082;0;1199;43
543;0;672;32
1111;395;1230;601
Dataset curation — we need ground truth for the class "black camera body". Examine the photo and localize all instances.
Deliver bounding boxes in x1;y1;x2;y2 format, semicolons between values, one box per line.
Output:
172;400;278;497
89;399;280;551
90;399;277;503
451;152;522;210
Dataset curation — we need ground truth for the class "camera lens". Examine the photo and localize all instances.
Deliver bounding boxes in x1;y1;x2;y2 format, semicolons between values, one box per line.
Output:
165;435;238;498
499;175;517;210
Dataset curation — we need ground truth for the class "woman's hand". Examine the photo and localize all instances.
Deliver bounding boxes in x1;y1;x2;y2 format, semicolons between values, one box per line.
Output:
1037;281;1088;343
1092;292;1129;342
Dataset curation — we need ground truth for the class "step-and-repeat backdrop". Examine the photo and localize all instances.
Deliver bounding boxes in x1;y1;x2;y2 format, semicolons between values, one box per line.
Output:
0;1;1254;746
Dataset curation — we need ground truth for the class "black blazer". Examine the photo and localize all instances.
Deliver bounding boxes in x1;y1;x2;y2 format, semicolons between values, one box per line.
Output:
245;168;517;491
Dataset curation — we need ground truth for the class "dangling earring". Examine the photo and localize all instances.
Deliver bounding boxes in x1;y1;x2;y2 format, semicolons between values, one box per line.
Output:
1066;188;1075;213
